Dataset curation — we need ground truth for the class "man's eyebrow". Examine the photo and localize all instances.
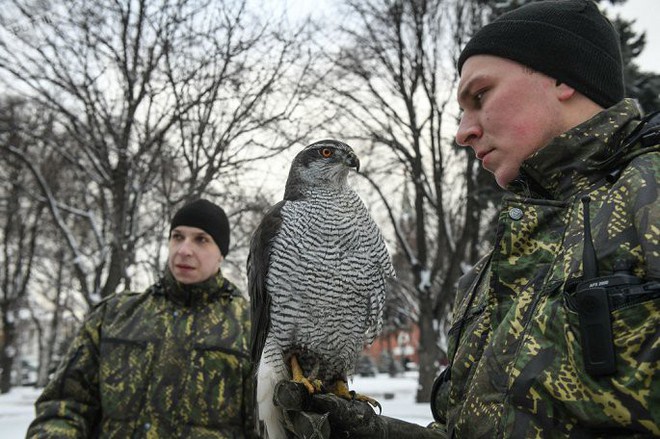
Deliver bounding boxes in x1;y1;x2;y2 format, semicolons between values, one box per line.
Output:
457;74;486;105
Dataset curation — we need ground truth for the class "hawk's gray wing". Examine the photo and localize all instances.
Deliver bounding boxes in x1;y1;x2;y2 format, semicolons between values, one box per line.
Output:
247;200;285;366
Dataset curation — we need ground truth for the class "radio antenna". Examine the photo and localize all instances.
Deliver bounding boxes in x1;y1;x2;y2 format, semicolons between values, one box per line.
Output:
581;196;598;279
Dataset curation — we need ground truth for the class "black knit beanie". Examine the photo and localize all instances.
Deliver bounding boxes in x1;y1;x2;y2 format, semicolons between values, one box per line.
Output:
458;0;624;108
170;199;230;256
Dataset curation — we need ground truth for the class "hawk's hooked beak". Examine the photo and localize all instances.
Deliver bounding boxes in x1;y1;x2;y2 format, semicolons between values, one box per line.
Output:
345;152;360;172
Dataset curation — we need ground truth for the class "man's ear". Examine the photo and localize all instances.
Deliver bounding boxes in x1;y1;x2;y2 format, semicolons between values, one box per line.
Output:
556;81;576;101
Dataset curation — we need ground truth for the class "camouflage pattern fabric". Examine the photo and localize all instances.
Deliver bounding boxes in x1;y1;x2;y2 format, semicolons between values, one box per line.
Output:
433;99;660;438
26;269;257;438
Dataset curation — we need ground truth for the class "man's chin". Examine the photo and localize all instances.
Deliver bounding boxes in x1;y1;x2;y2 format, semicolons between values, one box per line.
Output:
486;160;520;188
494;170;516;189
172;269;198;284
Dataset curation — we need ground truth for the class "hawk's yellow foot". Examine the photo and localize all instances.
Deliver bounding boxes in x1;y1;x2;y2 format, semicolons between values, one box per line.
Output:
327;379;382;414
290;355;322;394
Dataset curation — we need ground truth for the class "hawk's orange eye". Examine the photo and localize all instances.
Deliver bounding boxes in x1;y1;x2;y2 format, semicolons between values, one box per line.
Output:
320;148;333;158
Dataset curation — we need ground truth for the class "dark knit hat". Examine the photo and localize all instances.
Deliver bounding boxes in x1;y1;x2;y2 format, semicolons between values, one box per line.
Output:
458;0;624;108
170;199;230;256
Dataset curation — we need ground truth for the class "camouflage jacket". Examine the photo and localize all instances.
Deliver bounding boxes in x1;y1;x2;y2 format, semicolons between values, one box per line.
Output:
27;269;257;438
433;99;660;438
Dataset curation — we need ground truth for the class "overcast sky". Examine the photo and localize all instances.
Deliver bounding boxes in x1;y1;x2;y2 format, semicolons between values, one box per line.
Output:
608;0;660;72
288;0;659;72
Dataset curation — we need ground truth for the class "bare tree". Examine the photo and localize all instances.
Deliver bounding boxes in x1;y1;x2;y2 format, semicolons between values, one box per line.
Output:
313;0;501;402
27;244;80;388
0;0;316;306
0;99;47;393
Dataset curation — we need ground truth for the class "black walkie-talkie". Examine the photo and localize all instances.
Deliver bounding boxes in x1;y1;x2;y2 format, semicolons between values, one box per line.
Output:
572;196;639;376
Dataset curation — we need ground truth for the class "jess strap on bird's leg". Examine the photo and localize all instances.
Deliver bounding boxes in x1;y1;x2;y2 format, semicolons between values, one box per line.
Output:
274;381;446;439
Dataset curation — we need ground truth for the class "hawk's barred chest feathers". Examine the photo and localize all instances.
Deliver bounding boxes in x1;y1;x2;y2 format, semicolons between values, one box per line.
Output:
248;140;393;438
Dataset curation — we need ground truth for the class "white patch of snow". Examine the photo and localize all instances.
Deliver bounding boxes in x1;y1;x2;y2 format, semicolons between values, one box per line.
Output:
1;372;436;437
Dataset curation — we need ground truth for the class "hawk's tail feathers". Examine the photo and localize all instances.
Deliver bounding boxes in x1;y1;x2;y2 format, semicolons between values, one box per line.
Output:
257;360;288;438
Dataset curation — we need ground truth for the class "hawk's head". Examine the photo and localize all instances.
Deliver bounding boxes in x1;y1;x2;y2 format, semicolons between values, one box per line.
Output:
284;140;360;199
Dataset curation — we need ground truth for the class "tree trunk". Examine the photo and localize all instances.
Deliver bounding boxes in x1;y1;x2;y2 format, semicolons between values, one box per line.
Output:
416;295;441;403
38;288;63;387
0;306;17;393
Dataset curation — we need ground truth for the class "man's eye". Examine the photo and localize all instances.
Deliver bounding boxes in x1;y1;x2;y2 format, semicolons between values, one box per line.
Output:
474;89;487;104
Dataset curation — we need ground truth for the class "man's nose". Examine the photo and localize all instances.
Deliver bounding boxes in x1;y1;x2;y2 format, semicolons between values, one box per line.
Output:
455;112;481;147
176;240;193;255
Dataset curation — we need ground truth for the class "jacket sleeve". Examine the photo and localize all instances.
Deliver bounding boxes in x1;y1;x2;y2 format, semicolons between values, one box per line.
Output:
240;315;258;438
242;359;259;438
26;305;104;438
231;286;259;438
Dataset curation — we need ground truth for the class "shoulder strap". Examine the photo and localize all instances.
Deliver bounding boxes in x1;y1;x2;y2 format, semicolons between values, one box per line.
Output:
605;110;660;183
623;110;660;149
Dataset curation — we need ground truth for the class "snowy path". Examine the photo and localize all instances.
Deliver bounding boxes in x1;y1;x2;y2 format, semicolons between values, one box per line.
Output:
1;372;434;437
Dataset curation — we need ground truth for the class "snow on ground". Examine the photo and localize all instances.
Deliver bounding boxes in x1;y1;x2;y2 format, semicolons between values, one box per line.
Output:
0;385;42;438
352;371;435;427
0;372;434;438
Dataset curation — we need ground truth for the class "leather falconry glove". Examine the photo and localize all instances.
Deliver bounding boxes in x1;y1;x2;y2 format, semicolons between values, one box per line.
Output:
274;381;446;439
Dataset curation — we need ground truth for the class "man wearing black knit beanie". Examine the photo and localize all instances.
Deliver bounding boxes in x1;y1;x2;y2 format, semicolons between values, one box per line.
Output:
269;1;660;438
439;0;660;437
455;0;628;189
28;199;259;438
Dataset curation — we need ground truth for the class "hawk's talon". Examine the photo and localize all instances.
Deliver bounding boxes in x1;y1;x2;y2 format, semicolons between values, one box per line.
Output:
300;377;316;394
354;393;382;414
327;379;382;414
312;379;323;392
290;354;323;394
372;399;383;415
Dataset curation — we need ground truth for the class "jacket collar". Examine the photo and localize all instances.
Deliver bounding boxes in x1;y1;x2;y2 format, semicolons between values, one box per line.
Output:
157;268;233;307
508;99;643;200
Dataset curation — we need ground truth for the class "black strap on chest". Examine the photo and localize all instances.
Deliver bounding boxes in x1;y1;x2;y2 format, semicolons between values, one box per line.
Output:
624;109;660;148
606;109;660;183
